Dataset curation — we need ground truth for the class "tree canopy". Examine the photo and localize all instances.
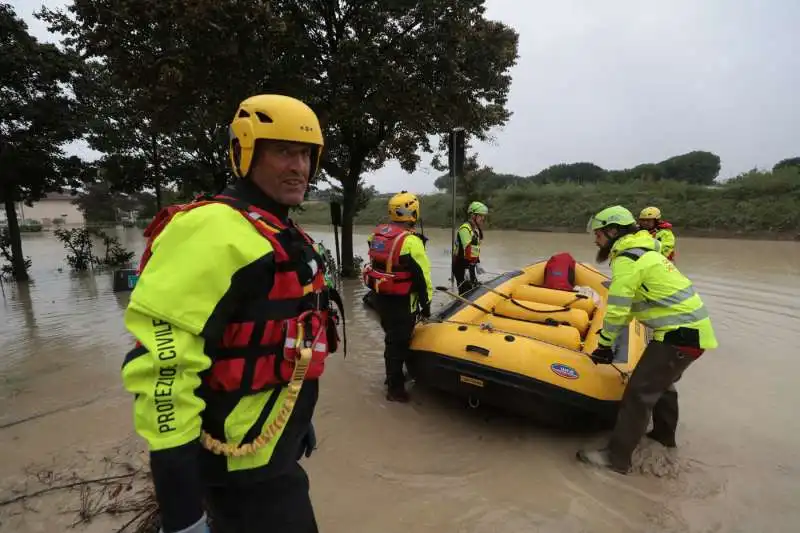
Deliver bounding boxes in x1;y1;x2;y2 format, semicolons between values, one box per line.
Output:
39;0;520;276
433;150;724;196
0;3;84;280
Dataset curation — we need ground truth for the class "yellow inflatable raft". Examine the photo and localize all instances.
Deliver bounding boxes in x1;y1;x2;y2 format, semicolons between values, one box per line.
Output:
407;260;649;425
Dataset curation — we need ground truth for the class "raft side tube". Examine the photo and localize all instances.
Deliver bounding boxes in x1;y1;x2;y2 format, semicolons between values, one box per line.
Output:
408;350;620;424
475;315;582;351
492;299;590;336
511;284;596;315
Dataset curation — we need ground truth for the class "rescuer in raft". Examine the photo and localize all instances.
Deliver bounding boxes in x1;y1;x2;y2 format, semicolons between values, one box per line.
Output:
121;94;343;533
452;201;489;295
578;205;717;475
363;191;433;402
638;206;676;261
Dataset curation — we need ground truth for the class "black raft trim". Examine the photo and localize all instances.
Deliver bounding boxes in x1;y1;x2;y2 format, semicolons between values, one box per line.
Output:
408;350;619;419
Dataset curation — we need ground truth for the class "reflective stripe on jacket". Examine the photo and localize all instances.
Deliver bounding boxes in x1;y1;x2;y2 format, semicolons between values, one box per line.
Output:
598;230;717;350
120;186;329;530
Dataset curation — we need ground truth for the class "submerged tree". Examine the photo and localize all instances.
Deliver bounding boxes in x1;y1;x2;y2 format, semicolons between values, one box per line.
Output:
41;1;519;277
270;0;519;275
40;0;288;198
0;3;84;281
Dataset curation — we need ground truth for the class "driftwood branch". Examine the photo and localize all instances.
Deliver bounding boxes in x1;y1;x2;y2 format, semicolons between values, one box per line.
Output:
0;456;161;533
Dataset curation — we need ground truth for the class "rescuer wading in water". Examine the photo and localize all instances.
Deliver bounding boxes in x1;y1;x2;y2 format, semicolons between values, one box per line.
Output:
452;201;489;295
578;205;717;474
362;192;433;402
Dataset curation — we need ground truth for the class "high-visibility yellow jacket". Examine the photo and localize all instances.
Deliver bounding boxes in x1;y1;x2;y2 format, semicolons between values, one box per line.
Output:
453;222;482;264
120;180;329;532
598;230;717;350
649;221;676;261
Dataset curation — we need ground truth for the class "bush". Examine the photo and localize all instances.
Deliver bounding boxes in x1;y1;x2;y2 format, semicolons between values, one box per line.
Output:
293;167;800;235
19;219;43;232
53;227;135;271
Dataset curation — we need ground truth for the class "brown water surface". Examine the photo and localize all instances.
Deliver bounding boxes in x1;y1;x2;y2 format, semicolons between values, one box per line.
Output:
1;226;798;532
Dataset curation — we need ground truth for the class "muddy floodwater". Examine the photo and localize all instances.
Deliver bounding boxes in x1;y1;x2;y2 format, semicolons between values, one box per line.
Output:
1;225;799;533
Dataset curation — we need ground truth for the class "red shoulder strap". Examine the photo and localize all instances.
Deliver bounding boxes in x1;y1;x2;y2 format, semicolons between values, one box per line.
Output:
137;194;296;274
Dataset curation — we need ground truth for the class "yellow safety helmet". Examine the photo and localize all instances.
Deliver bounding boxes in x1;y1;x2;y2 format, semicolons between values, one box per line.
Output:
388;191;420;223
228;94;324;180
639;206;662;220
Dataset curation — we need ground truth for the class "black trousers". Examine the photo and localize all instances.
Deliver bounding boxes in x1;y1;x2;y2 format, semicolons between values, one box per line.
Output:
375;295;417;390
452;260;475;296
607;340;695;470
204;463;318;533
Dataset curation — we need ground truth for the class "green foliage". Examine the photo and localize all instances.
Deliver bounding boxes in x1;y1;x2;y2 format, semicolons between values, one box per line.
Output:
656;151;720;185
272;0;519;275
71;179;157;224
19;219;43;232
773;157;800;172
53;227;135;271
294;167;800;234
40;0;289;198
54;227;96;271
0;3;84;280
40;0;519;278
530;162;607;184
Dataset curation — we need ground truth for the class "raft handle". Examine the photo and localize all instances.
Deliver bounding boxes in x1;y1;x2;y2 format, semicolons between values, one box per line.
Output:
468;396;481;409
466;345;490;357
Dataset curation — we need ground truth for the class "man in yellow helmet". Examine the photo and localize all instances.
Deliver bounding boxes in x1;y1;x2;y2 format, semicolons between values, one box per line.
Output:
638;206;676;261
121;95;342;533
362;191;433;402
452;201;489;295
577;205;717;475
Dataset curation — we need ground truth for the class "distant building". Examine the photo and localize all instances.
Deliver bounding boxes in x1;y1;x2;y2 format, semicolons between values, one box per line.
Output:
0;193;85;227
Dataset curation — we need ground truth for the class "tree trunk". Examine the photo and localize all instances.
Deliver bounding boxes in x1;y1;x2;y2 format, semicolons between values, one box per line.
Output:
339;178;358;278
151;133;162;209
154;177;162;210
2;182;29;282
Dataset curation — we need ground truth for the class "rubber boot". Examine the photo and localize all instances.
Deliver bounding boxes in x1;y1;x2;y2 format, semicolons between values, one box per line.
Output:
646;431;677;448
386;374;410;403
576;448;630;475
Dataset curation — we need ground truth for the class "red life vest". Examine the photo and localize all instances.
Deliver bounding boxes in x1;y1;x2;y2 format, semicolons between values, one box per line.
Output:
543;252;576;291
362;223;414;296
136;193;338;394
649;221;676;261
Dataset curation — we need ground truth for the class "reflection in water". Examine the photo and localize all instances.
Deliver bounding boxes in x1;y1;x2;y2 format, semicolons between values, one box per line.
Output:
0;226;798;533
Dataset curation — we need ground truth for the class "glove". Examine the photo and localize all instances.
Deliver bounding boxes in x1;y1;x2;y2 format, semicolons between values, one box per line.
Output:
301;423;316;458
420;303;431;318
590;346;615;365
161;515;210;533
476;265;486;275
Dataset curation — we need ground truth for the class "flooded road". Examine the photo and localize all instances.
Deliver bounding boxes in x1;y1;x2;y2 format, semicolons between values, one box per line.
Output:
1;225;799;532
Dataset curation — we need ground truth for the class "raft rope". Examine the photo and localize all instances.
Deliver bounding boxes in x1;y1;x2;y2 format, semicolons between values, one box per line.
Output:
431;288;630;384
479;283;588;314
199;321;318;457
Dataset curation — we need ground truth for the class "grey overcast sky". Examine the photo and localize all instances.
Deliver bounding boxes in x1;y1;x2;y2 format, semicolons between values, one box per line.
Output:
11;0;800;193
